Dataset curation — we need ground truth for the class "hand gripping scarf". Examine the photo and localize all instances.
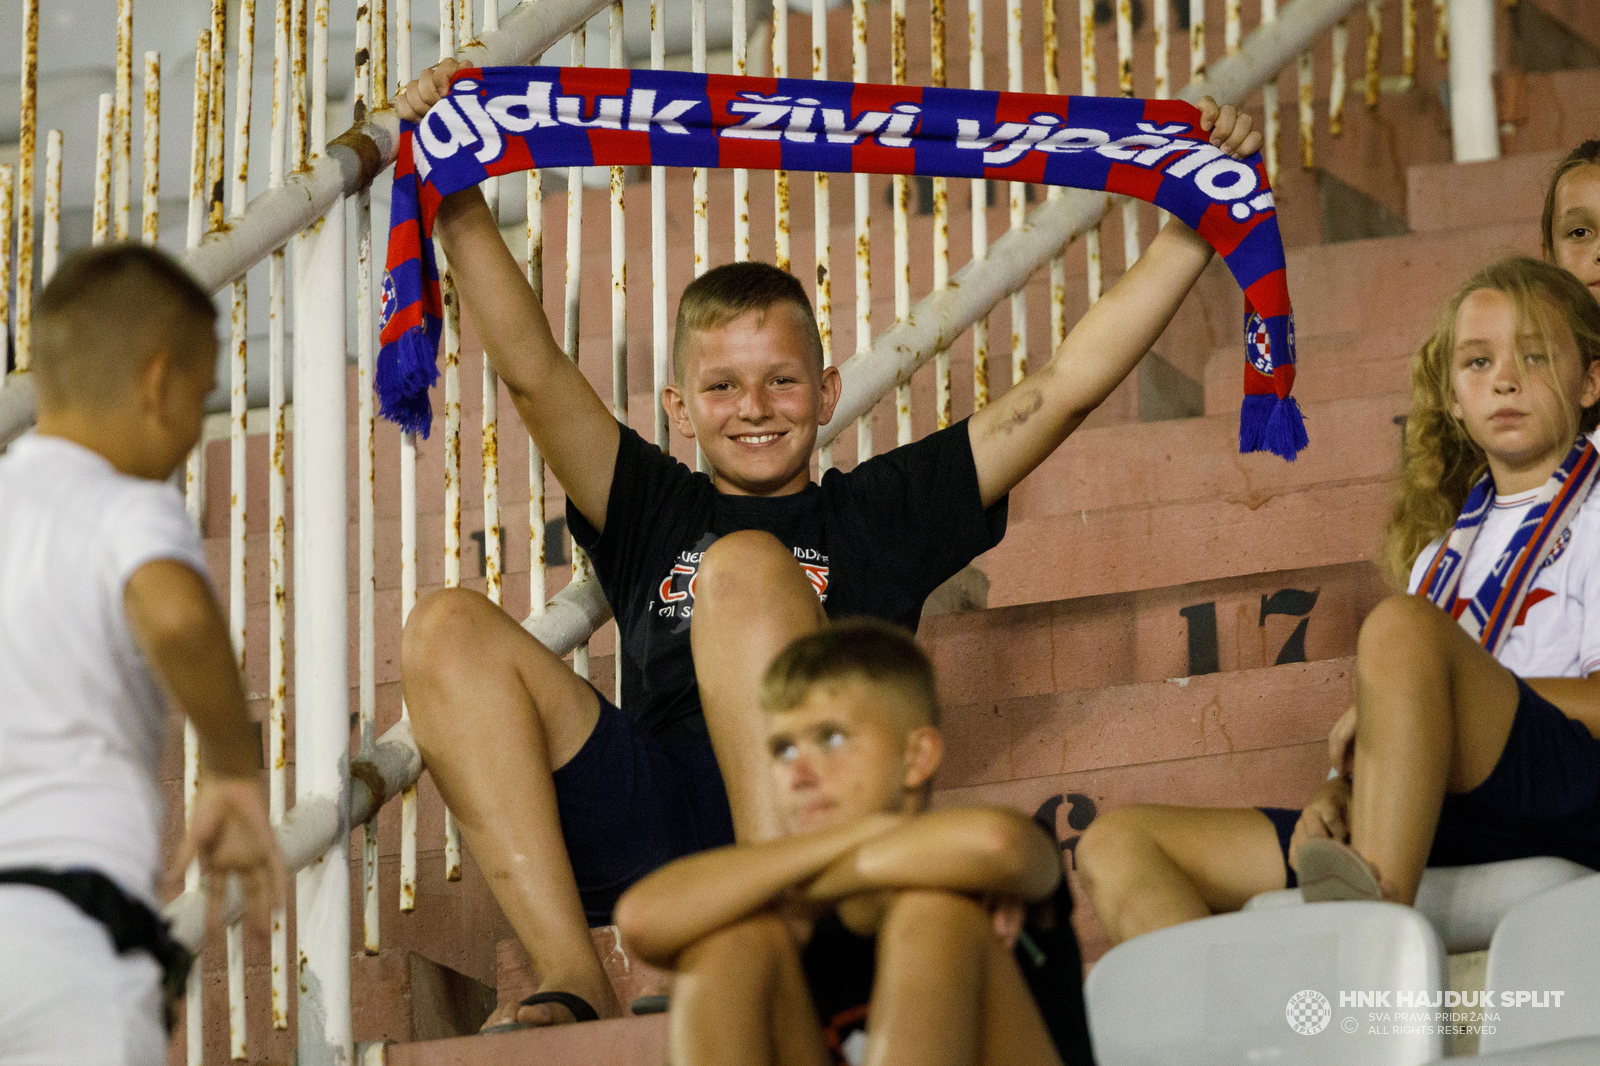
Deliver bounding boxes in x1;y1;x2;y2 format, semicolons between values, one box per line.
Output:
381;66;1306;458
1416;435;1600;654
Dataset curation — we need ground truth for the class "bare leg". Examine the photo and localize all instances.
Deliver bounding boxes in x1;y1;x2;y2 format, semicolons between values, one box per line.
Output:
1075;805;1288;943
691;530;828;843
401;588;623;1025
1348;594;1521;905
867;890;1060;1066
669;915;832;1066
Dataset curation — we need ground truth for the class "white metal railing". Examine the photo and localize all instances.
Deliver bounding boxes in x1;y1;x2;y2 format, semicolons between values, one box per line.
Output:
0;0;1480;1059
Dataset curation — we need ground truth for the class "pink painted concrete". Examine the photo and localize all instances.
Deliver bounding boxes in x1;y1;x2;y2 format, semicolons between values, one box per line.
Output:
387;1015;668;1066
1406;150;1562;234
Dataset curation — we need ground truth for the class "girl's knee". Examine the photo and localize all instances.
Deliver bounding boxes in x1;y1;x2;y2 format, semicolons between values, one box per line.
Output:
1358;595;1447;662
401;588;493;675
881;889;989;941
1074;807;1155;892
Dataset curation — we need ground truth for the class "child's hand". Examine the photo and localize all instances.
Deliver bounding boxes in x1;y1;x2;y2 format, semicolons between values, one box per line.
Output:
987;897;1026;949
396;59;463;122
1196;96;1263;159
1287;776;1352;872
168;774;287;941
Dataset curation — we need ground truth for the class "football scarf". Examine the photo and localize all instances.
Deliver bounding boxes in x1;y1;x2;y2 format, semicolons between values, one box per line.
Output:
1417;435;1600;654
380;66;1305;458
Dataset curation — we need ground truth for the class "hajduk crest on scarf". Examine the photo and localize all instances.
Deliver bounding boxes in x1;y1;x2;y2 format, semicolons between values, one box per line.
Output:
380;66;1306;458
1417;435;1600;654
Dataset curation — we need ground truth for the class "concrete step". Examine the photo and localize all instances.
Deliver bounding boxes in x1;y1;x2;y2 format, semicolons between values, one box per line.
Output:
386;1015;668;1066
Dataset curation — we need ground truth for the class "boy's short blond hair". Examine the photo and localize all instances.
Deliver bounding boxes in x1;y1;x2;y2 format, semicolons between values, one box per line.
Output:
759;618;940;729
33;243;217;411
672;262;825;385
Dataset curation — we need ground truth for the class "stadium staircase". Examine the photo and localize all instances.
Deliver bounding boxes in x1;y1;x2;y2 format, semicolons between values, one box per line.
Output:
154;2;1600;1062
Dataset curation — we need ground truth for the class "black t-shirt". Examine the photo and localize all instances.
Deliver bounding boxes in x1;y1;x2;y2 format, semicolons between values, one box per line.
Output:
567;419;1007;736
800;879;1096;1066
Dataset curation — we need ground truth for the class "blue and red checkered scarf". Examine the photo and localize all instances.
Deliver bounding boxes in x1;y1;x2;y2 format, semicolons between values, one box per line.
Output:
381;66;1306;458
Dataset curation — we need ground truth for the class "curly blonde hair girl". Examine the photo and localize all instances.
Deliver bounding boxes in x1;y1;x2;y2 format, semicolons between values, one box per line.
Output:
1381;257;1600;586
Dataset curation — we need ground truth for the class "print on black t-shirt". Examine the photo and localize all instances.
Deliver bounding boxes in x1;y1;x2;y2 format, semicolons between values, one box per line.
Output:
649;532;833;630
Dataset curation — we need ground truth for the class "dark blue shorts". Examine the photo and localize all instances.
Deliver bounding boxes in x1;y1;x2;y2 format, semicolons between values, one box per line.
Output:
1261;677;1600;886
551;690;736;926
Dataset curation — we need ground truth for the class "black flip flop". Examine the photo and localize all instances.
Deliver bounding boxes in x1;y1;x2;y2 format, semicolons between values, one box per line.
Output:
630;994;670;1015
480;990;601;1034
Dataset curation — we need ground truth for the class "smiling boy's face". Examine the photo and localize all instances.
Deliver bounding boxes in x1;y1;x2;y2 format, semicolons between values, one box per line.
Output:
766;677;939;837
662;305;841;498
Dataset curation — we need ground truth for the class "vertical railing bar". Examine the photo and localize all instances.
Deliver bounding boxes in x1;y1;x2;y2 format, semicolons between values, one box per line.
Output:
43;131;62;278
1330;17;1348;135
94;95;113;246
692;0;709;278
1007;0;1027;387
209;0;228;233
893;0;912;446
183;35;211;1066
483;0;507;622
566;25;593;680
969;0;988;411
226;0;258;1053
0;170;11;367
115;0;134;241
773;0;791;272
1079;0;1102;305
1403;0;1416;79
732;0;750;262
292;0;309;171
815;0;836;463
1153;0;1171;230
376;0;389;107
932;0;951;429
1227;0;1242;55
1298;32;1315;169
142;54;161;245
15;0;38;373
439;0;466;884
355;0;383;957
1190;0;1207;82
394;0;421;918
1043;0;1066;354
1434;0;1448;61
852;0;873;461
1365;0;1380;108
527;163;548;617
1262;0;1279;184
651;2;669;452
608;0;626;703
1116;0;1140;267
268;0;292;1022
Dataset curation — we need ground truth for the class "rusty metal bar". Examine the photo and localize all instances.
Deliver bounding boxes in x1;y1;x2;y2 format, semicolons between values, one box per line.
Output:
970;0;989;410
527;166;549;616
440;0;466;883
0;170;10;366
143;54;161;244
1403;0;1416;78
609;0;627;430
733;0;750;261
1228;0;1243;53
398;0;420;916
693;0;709;277
210;0;228;231
268;0;291;1022
816;0;837;460
565;25;594;679
650;1;669;451
1191;0;1207;81
1116;0;1140;265
94;96;113;245
16;0;38;372
932;0;952;428
116;0;134;240
1008;0;1026;386
1331;17;1347;134
1153;0;1169;99
1435;0;1448;60
774;0;791;271
1299;41;1315;168
483;0;506;617
400;0;413;89
376;0;389;106
1080;0;1102;305
43;131;62;278
853;0;873;460
356;0;382;957
1365;0;1380;108
1262;0;1279;184
894;0;912;445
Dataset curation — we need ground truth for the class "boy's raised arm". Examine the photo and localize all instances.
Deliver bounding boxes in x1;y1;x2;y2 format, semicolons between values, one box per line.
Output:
967;100;1262;508
402;61;620;532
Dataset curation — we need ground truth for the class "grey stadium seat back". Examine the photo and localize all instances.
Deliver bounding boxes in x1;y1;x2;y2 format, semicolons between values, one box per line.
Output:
1084;901;1447;1066
1241;857;1594;953
1479;873;1600;1055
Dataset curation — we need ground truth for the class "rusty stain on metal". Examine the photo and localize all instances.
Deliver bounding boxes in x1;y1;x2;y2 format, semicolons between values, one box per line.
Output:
208;0;227;231
1189;0;1206;82
1117;0;1134;94
1299;49;1315;169
1330;19;1348;136
292;0;310;170
1365;0;1381;109
43;131;61;279
142;54;161;244
1402;0;1416;79
115;0;133;240
16;0;39;372
1261;0;1279;185
0;169;11;361
94;95;113;245
1226;0;1241;56
1434;0;1448;62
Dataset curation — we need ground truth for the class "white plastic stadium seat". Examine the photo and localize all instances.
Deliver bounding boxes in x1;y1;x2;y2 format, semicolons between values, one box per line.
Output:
1478;873;1600;1054
1084;901;1446;1066
1472;1036;1600;1064
1241;857;1593;952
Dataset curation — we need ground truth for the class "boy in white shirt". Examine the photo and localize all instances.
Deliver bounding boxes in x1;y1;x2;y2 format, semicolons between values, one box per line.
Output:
0;244;286;1065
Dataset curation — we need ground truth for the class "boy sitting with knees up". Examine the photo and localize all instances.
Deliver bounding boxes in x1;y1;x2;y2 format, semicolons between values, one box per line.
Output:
395;62;1261;1028
0;245;285;1063
615;619;1094;1066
